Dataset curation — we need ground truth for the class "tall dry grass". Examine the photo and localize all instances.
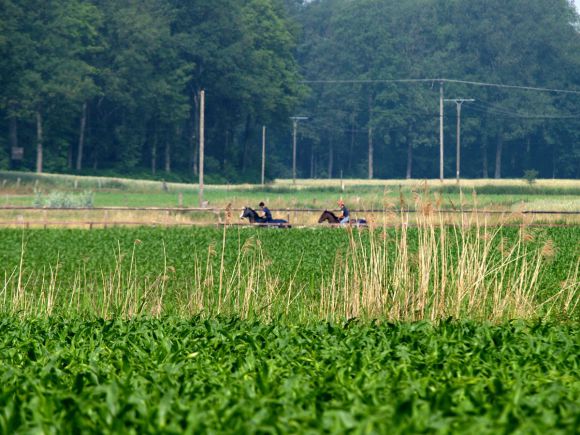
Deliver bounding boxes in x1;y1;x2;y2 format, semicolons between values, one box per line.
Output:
1;201;578;322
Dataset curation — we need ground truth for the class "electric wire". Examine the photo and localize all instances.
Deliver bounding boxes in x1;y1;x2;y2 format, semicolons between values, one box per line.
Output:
301;78;580;96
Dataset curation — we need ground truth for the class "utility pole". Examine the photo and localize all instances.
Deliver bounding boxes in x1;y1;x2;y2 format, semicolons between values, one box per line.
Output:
290;116;308;185
444;98;474;182
261;125;266;186
368;127;373;179
198;89;205;207
439;81;444;182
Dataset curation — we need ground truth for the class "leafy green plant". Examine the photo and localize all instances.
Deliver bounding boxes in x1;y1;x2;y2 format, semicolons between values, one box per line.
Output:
524;169;540;185
0;318;579;433
0;222;577;321
33;187;43;207
32;190;94;208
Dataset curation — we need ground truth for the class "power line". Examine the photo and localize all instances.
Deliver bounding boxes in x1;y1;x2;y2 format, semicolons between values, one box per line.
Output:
469;101;580;119
301;78;580;96
303;78;436;84
303;98;580;120
445;79;580;96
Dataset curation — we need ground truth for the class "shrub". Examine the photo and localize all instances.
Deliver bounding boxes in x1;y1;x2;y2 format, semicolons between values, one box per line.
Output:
523;169;539;185
33;190;94;208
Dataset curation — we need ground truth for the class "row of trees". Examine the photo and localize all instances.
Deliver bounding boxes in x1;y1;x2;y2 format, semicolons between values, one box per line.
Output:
1;0;579;180
0;0;303;181
291;0;580;179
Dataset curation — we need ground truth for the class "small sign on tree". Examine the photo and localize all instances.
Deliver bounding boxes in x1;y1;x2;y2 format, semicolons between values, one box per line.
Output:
11;147;23;160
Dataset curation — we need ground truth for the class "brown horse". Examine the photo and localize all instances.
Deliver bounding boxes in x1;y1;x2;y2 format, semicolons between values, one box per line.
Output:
318;210;367;226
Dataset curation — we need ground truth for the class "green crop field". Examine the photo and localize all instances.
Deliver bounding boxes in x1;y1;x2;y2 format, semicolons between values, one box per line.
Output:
1;318;579;433
1;226;578;321
1;174;579;432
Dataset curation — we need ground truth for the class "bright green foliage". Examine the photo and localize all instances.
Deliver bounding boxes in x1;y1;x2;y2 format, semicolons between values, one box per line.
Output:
0;318;579;433
524;169;540;186
0;226;577;320
33;189;94;208
0;226;576;293
297;0;580;179
0;0;302;180
2;0;579;180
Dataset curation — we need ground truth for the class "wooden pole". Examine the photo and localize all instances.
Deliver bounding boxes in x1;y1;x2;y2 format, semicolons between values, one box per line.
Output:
199;90;205;207
36;111;43;174
261;125;266;186
439;81;444;182
445;98;473;182
292;119;297;185
456;101;462;182
368;127;373;179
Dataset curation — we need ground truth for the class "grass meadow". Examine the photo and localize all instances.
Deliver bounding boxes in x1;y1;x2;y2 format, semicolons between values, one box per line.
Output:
1;171;579;432
2;170;580;211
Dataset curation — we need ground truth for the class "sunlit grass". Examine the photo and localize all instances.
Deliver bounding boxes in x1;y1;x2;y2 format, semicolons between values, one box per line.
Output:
2;172;579;226
2;203;577;322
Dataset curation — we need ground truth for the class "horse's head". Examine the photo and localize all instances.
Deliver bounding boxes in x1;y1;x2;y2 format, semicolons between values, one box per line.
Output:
318;210;338;224
240;206;258;221
240;207;250;219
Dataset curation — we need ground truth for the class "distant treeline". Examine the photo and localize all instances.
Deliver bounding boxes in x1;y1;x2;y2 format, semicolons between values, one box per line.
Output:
1;0;579;181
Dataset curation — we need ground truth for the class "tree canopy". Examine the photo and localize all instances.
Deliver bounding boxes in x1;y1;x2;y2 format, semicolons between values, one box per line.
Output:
1;0;579;180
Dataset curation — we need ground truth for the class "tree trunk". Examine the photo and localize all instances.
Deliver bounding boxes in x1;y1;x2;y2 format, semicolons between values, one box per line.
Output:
223;128;229;168
36;111;43;173
151;134;157;175
482;141;488;178
481;119;488;178
552;136;556;179
328;137;334;179
165;141;171;173
76;102;87;171
68;143;73;169
314;155;318;179
241;115;252;173
525;136;531;170
9;115;18;169
368;127;373;179
494;132;503;179
348;113;355;173
406;138;413;179
310;145;314;178
164;127;172;173
9;117;17;146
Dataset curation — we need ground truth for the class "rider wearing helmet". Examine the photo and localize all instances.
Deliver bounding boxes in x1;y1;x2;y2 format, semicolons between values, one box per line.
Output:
259;202;273;223
337;199;350;225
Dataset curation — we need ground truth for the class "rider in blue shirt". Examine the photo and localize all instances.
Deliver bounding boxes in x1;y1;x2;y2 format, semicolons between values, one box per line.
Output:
259;202;273;222
338;199;350;225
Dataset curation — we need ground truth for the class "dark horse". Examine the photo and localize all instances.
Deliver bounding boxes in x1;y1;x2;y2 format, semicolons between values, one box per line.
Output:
240;207;291;228
318;210;367;226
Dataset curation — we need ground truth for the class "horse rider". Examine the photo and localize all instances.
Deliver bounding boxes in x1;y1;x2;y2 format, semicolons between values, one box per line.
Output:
258;201;273;223
337;199;350;225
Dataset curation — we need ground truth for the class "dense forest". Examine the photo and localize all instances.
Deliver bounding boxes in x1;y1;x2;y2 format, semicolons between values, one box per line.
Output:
1;0;579;181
